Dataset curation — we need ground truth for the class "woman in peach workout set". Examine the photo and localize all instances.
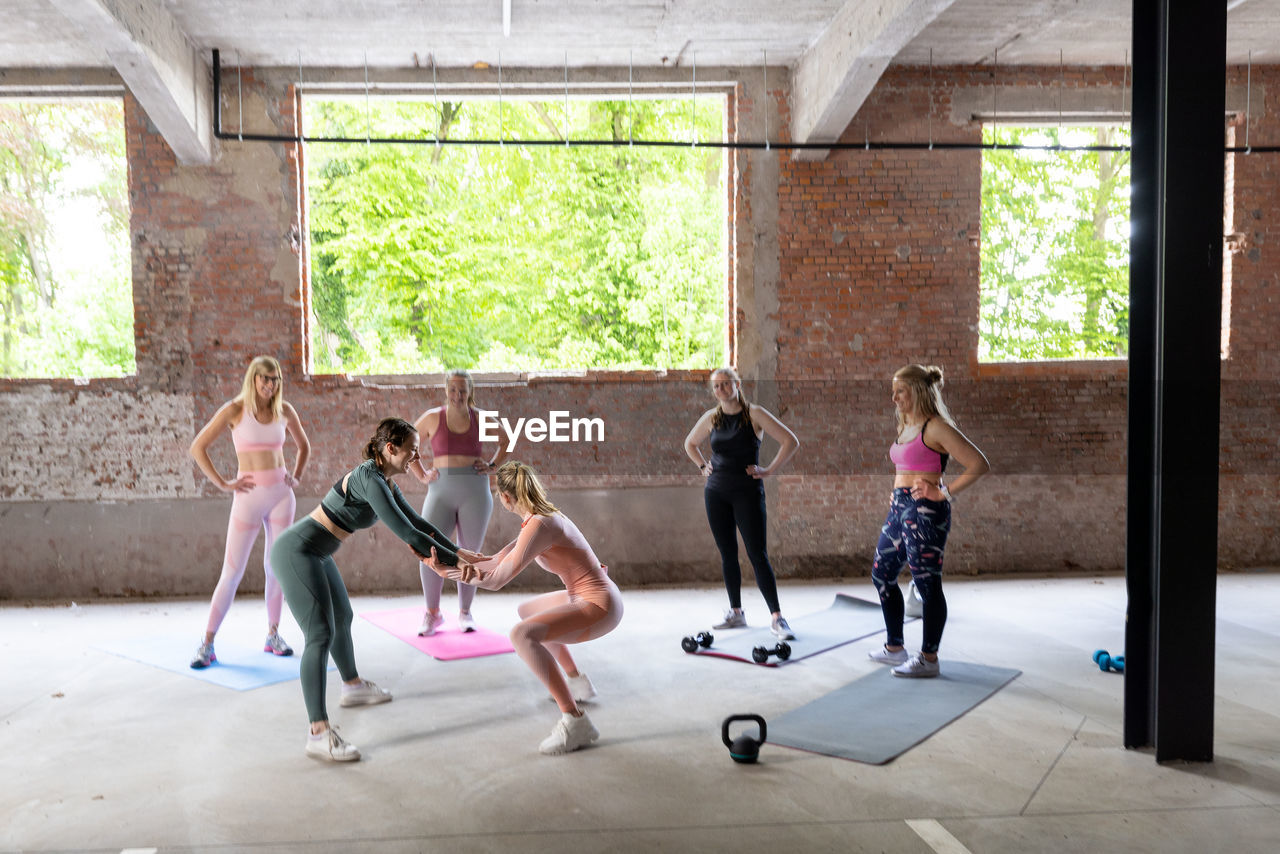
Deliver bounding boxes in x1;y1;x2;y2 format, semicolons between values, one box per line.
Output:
426;461;622;755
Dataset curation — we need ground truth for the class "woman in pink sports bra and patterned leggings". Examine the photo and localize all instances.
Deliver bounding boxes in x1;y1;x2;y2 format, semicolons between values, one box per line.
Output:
867;364;988;678
188;356;311;669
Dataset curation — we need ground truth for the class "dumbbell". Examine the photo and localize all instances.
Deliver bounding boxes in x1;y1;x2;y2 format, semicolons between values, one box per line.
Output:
751;642;792;663
681;631;715;653
1092;649;1125;673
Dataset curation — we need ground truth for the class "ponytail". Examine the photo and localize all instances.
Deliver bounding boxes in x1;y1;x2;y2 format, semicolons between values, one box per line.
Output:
893;364;955;434
365;417;417;472
495;461;558;516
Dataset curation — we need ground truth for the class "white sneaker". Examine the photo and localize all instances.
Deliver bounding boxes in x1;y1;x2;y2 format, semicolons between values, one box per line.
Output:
713;609;747;630
903;580;924;618
567;672;598;703
340;679;393;707
457;612;477;633
771;616;795;640
305;728;360;762
868;645;910;665
892;653;941;678
539;712;600;755
418;611;445;636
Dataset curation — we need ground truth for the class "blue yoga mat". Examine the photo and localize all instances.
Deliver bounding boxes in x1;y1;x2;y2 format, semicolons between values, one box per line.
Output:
770;660;1021;764
683;593;914;666
96;631;329;691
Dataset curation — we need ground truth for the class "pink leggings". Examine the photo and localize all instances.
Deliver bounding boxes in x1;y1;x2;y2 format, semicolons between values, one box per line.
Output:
512;578;623;713
203;467;296;636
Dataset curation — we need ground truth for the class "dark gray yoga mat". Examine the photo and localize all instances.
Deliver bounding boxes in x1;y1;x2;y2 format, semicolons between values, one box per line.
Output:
685;593;913;667
770;660;1021;764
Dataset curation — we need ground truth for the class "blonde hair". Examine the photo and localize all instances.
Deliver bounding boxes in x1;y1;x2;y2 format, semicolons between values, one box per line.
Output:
893;364;954;434
495;461;558;516
445;369;476;408
235;355;284;421
709;367;755;434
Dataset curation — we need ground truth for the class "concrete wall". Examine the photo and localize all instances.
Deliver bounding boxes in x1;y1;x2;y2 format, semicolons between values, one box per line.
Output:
2;64;1277;600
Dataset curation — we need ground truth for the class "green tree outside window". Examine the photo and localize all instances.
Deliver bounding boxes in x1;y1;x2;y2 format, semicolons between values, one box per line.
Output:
980;125;1131;362
304;96;726;374
0;100;133;378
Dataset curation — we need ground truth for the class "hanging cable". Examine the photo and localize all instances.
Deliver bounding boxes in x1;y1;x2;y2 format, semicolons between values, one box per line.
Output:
236;49;243;142
691;51;697;147
991;47;998;148
1058;49;1064;139
1121;49;1129;119
927;48;933;150
763;49;769;152
1245;50;1252;153
297;50;304;138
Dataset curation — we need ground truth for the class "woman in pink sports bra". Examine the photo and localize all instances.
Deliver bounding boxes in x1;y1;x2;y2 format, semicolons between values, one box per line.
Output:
424;461;623;756
408;370;507;636
867;364;988;679
188;355;311;669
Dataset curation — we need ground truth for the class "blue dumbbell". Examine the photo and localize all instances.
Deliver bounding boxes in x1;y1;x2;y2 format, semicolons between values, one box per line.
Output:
1092;649;1125;673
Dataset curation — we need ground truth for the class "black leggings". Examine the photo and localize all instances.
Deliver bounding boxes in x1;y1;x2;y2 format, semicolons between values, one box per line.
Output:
704;485;781;614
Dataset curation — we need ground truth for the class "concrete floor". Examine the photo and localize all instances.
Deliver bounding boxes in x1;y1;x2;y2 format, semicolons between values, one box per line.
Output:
2;573;1279;853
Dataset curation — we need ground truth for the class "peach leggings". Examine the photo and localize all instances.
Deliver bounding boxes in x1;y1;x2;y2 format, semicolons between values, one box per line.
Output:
513;578;623;713
204;467;296;635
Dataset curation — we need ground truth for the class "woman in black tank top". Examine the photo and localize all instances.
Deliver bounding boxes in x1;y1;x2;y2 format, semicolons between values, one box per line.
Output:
683;367;801;640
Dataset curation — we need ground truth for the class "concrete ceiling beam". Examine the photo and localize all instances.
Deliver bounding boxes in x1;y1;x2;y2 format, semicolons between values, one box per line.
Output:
791;0;957;160
46;0;213;165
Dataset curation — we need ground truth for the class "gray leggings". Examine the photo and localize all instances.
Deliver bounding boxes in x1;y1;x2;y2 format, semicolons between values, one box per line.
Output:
418;467;494;611
271;519;358;724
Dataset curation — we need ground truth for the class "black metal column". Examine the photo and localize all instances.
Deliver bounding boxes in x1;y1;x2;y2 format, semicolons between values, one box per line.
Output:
1125;0;1224;761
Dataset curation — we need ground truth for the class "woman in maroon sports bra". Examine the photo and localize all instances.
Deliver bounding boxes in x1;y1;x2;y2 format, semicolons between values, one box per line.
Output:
408;370;507;635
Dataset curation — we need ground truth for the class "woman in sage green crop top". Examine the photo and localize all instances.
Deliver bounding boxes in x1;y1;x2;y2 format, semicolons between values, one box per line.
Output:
269;417;484;763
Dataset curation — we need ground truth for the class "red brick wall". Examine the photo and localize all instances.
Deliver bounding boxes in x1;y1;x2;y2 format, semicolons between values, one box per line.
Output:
1219;65;1280;565
1;64;1276;600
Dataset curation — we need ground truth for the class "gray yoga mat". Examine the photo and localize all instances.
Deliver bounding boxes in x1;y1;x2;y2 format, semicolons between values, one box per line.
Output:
769;660;1021;764
686;593;912;666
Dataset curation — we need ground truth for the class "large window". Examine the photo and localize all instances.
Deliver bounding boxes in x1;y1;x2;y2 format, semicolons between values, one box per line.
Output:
979;125;1131;362
0;99;133;378
302;96;726;374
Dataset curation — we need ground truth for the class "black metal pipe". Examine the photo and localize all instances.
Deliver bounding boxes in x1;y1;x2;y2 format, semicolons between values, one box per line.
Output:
210;49;1276;153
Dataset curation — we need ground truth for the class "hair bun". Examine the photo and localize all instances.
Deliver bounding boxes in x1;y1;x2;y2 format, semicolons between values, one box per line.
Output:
925;365;944;387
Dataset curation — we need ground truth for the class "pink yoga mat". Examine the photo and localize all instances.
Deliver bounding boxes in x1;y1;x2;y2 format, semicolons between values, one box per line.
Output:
361;608;514;660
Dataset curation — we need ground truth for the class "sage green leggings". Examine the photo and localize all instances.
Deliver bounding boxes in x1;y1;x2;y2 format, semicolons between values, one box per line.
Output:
270;518;359;723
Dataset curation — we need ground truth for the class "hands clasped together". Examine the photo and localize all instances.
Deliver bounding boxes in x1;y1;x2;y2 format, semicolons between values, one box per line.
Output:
410;545;490;585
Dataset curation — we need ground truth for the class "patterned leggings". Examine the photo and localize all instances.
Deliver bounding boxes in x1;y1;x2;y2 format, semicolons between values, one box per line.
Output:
870;487;951;654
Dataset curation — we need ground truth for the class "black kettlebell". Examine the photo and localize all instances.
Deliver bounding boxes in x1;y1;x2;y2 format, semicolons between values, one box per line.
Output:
722;714;767;764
